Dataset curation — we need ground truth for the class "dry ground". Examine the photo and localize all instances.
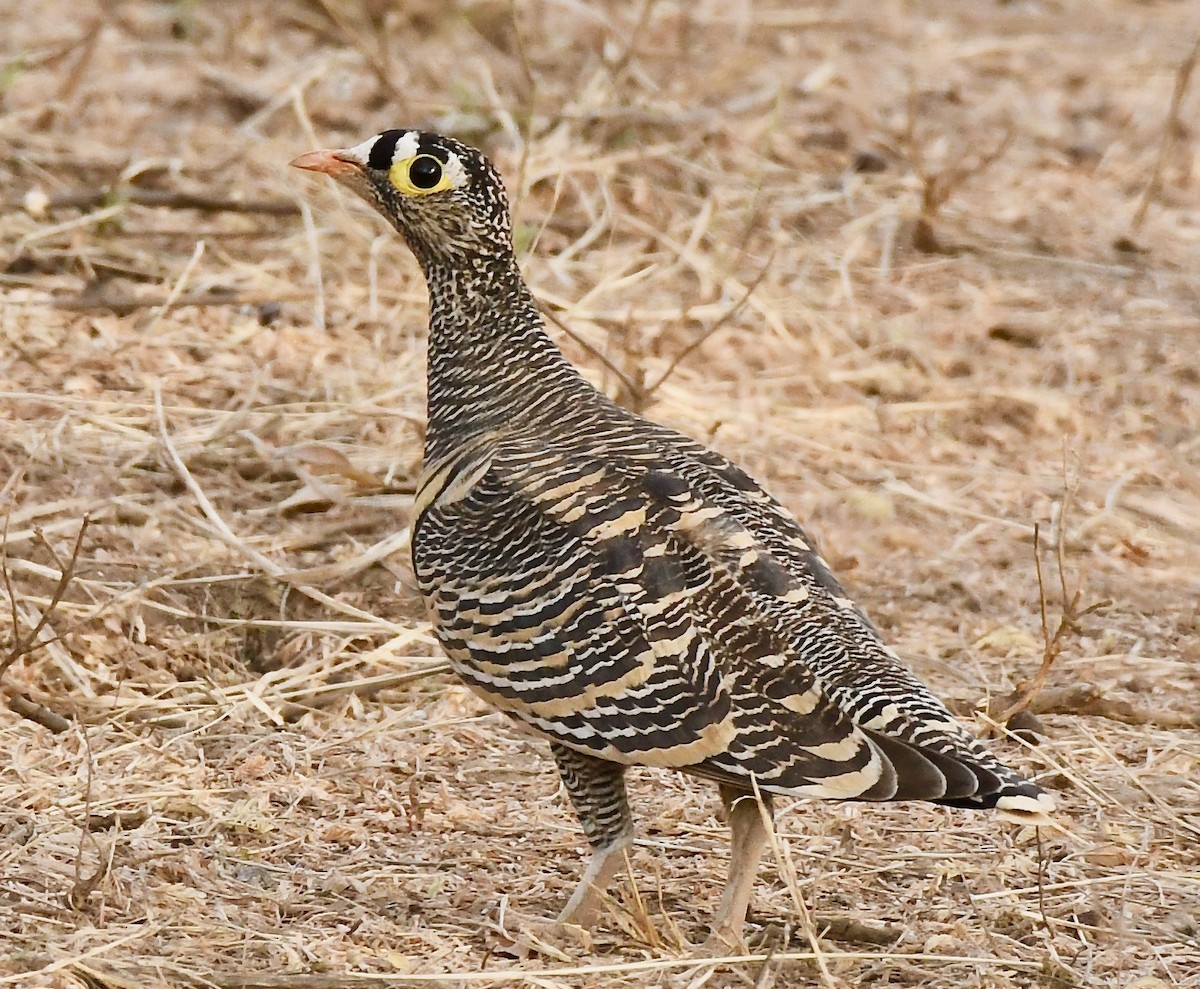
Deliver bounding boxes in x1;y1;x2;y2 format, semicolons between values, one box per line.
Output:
2;1;1199;987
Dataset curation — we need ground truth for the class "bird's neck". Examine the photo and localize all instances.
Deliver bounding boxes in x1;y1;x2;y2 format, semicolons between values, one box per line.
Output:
422;257;591;461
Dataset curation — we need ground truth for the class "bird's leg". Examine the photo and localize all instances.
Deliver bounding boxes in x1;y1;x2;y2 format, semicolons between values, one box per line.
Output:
557;835;631;929
550;742;634;929
703;784;773;954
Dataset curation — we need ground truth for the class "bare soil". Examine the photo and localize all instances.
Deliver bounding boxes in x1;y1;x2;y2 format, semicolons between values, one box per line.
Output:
2;2;1198;987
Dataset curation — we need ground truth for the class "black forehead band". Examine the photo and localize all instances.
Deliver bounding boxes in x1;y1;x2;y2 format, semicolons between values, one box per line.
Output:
368;130;404;170
367;130;452;170
416;134;450;163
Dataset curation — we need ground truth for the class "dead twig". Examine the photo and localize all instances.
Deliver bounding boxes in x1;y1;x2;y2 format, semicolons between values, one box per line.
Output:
993;520;1109;727
176;949;1045;986
1020;683;1199;730
43;290;305;315
7;691;72;732
1131;36;1199;234
66;724;110;911
0;515;91;682
34;18;103;130
541;303;642;400
152;386;409;633
901;85;1014;253
35;187;302;216
300;0;408;114
639;255;773;407
543;257;771;416
813;916;901;945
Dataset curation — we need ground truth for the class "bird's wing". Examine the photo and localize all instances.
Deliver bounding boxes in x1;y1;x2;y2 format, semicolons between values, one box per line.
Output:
412;434;905;800
602;424;1054;816
414;424;1055;820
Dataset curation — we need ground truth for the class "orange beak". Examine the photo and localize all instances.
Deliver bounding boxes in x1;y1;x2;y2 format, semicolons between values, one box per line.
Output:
289;149;361;178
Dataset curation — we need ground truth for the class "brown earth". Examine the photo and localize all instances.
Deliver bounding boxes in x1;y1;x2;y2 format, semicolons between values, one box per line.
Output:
2;2;1198;987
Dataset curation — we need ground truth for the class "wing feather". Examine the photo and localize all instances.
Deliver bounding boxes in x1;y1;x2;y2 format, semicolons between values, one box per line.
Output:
412;423;1052;814
413;438;894;797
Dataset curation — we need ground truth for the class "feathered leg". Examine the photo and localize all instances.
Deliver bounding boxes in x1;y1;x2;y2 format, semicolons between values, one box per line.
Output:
550;742;634;928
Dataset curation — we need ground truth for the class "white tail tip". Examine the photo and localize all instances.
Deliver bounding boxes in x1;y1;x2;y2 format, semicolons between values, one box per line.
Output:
996;790;1058;828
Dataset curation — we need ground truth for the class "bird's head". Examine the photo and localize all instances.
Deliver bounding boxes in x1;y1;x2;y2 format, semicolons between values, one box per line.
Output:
291;130;513;268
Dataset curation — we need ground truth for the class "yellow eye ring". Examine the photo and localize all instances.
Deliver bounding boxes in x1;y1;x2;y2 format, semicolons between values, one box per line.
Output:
389;154;453;196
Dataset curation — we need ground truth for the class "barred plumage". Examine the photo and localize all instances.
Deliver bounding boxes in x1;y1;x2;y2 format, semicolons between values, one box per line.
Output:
292;131;1056;950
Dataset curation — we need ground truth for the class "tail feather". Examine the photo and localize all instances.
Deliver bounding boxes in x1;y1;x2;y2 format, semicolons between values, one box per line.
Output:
865;731;987;800
940;779;1058;824
689;713;1058;825
867;730;1057;825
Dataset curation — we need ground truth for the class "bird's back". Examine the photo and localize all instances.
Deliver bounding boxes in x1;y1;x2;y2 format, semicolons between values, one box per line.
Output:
412;390;1054;822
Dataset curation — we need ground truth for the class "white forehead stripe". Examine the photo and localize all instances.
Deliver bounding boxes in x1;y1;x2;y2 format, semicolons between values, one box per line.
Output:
442;151;467;188
341;131;421;168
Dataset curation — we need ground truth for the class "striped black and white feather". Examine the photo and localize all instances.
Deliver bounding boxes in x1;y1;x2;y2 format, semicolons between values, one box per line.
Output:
294;128;1055;935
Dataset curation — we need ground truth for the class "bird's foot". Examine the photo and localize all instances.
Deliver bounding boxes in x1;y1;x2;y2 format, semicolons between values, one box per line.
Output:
689;925;750;959
487;909;594;961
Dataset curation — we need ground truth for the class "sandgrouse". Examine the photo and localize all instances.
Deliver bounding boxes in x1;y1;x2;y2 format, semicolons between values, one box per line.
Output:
292;130;1055;951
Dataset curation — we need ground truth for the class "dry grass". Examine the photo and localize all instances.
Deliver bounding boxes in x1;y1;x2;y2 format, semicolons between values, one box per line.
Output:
2;1;1199;986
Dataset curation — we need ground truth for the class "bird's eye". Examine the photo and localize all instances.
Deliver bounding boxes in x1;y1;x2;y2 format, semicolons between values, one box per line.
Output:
409;156;443;189
389;154;453;196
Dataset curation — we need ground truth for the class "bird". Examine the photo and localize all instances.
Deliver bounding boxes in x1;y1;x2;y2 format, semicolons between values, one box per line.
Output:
291;130;1056;952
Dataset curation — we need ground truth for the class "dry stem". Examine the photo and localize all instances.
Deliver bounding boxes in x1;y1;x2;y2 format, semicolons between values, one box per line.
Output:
994;520;1109;727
